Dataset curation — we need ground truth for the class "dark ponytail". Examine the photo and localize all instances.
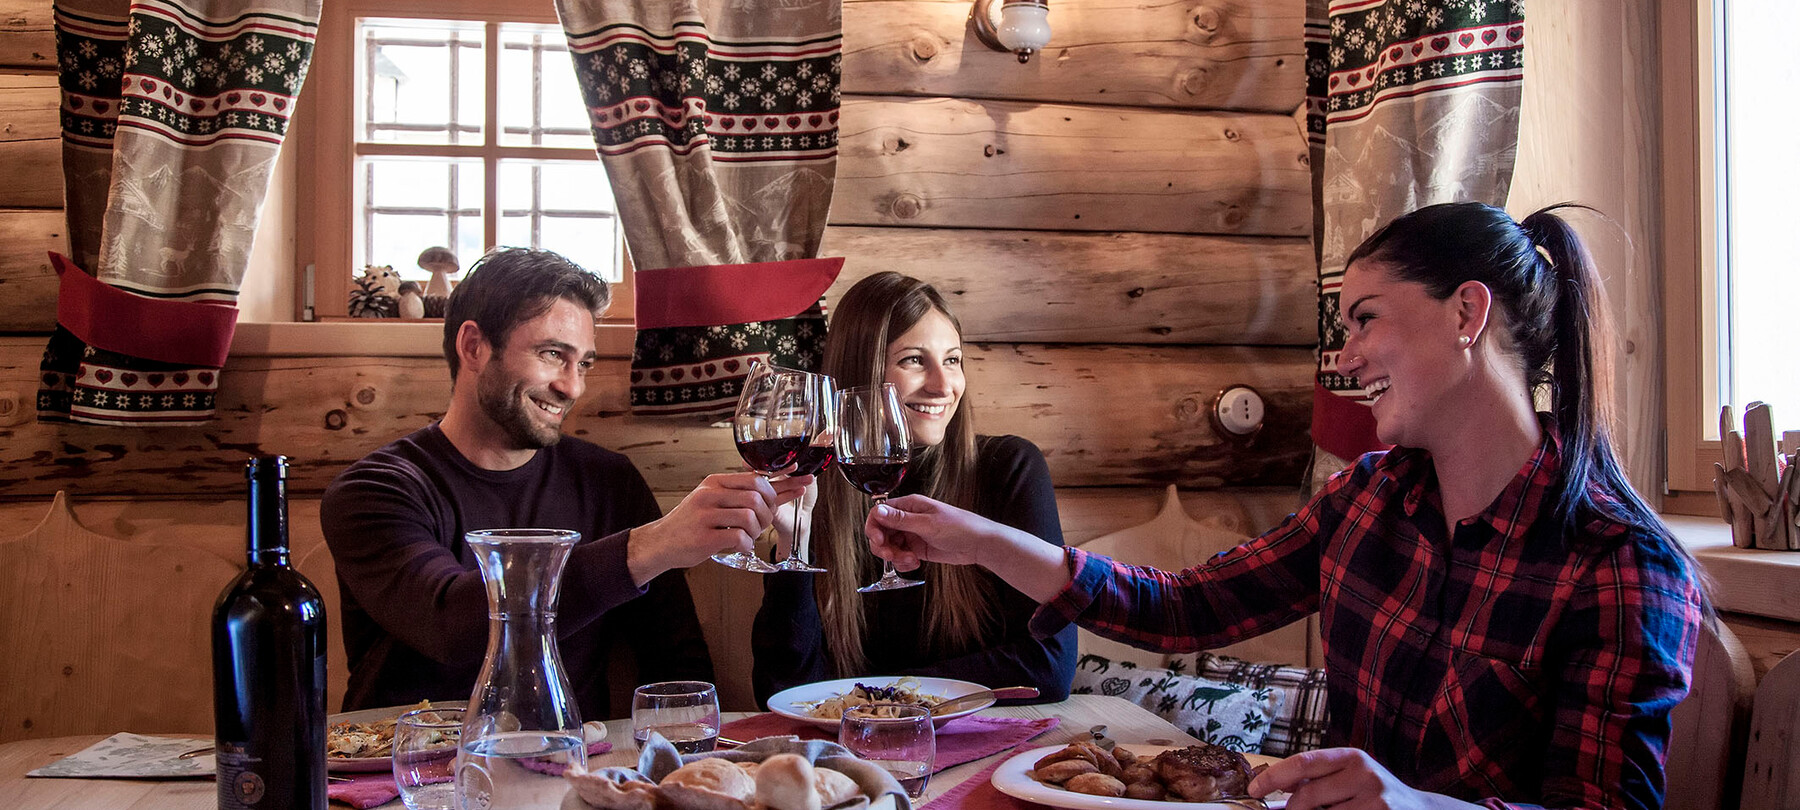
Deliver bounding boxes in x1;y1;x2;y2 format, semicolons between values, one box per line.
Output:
1345;202;1659;539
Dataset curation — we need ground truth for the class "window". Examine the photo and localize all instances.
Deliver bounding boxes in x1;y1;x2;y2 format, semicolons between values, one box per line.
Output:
1662;0;1800;495
297;0;633;322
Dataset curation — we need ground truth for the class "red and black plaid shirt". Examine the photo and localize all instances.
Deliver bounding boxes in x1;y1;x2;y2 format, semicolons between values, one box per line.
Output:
1033;424;1705;810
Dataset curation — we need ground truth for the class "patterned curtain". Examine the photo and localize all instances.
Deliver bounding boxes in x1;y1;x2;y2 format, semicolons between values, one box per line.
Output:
37;0;320;425
1304;0;1525;476
556;0;842;419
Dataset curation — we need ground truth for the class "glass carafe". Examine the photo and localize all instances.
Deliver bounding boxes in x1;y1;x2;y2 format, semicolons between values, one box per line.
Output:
455;529;585;810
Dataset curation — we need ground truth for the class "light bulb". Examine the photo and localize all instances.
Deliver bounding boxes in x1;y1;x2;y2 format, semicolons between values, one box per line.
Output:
996;0;1050;63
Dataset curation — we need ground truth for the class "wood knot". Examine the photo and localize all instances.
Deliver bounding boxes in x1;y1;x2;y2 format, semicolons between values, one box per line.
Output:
355;387;377;405
883;135;911;154
325;409;348;430
1221;205;1246;228
62;665;74;677
0;389;25;426
1298;151;1311;167
1222;127;1240;142
1127;287;1147;299
1191;6;1222;36
909;34;940;62
1177;397;1203;420
1624;339;1636;355
1151;326;1174;336
983;143;1006;157
890;193;924;220
1179;68;1210;97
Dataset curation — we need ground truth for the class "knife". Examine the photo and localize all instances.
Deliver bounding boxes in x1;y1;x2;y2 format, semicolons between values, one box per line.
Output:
928;686;1040;716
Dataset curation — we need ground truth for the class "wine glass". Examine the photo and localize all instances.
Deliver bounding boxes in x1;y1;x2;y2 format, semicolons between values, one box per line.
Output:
631;681;721;754
771;371;835;573
835;383;920;592
715;363;810;573
391;705;462;810
838;703;935;799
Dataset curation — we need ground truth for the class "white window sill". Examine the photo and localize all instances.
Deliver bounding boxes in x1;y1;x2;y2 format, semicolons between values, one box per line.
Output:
1665;514;1800;622
229;322;636;358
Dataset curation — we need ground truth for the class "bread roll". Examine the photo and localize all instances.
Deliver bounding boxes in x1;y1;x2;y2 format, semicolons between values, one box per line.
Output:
753;754;820;810
660;758;756;810
813;767;860;806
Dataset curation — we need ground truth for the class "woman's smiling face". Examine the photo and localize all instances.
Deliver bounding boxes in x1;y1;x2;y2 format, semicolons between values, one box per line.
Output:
1336;260;1471;449
883;309;965;448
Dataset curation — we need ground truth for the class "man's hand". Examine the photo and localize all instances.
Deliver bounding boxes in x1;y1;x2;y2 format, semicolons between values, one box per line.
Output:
1247;748;1480;810
627;472;813;586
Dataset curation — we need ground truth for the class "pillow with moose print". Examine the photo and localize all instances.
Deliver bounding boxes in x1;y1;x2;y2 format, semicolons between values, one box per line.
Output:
1070;653;1282;754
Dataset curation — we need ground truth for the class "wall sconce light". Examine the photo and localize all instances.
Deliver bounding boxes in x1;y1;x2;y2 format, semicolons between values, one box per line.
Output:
971;0;1050;63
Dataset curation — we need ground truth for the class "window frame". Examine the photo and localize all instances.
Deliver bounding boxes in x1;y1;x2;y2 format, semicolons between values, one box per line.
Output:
1660;0;1723;501
294;0;634;324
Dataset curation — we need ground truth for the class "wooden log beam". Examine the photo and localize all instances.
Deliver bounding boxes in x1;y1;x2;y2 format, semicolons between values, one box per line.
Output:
0;338;1311;497
833;95;1311;237
822;225;1315;345
842;0;1305;113
0;0;55;71
0;75;61;209
0;208;66;333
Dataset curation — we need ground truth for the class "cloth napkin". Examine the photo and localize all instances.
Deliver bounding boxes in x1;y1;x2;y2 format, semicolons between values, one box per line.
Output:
920;752;1036;810
326;739;612;809
718;714;1059;774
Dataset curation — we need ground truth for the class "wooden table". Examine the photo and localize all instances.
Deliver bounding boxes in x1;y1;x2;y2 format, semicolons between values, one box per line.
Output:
0;694;1197;808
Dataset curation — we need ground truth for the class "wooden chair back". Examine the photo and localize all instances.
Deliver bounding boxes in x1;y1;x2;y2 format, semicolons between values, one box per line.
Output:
0;492;241;742
1072;485;1319;669
1742;645;1800;808
1666;618;1756;810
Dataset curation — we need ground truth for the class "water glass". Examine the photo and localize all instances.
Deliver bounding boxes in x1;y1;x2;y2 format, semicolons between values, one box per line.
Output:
631;681;721;753
392;705;463;810
838;703;934;799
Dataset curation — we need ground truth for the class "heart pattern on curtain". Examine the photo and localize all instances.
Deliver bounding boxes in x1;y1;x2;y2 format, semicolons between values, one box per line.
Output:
37;0;320;425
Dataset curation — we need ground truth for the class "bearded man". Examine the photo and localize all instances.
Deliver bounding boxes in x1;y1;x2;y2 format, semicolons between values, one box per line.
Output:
322;248;808;718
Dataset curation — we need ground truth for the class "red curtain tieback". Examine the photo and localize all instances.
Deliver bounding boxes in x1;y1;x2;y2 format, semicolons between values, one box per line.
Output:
51;252;239;369
1311;380;1389;461
634;256;843;330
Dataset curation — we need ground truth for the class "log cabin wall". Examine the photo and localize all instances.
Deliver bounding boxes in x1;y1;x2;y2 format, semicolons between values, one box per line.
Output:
0;0;1319;719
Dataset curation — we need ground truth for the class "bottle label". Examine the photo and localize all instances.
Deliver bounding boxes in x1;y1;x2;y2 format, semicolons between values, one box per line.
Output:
216;743;267;808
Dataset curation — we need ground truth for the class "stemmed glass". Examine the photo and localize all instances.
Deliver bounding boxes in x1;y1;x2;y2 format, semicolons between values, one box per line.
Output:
716;362;809;573
771;371;835;573
835;383;920;592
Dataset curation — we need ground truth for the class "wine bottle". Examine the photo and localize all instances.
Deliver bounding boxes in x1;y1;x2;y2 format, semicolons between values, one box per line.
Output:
212;456;328;809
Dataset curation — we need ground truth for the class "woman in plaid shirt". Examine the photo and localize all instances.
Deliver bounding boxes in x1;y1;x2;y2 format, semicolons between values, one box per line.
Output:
865;202;1709;810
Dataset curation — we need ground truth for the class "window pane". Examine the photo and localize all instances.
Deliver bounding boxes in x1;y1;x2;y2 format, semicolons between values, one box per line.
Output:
1721;0;1800;433
357;156;484;282
358;18;484;145
497;159;619;280
498;23;595;149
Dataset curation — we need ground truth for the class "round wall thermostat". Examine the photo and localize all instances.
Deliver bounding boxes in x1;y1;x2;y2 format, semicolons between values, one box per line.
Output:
1210;385;1265;438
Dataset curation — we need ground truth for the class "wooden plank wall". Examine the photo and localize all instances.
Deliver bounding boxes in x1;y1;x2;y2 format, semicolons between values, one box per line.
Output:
0;0;1315;712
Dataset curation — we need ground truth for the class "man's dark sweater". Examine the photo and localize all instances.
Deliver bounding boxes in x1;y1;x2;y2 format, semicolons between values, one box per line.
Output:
320;423;712;719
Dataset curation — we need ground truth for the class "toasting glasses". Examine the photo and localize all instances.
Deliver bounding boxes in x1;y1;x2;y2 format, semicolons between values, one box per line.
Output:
717;362;810;573
771;371;835;573
835;383;920;592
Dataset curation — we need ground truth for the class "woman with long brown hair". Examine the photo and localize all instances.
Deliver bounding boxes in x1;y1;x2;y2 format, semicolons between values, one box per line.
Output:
861;204;1709;810
751;271;1075;704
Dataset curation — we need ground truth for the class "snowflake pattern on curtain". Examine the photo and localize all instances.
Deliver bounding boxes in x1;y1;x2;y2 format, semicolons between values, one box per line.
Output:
559;1;840;419
40;0;319;425
1306;0;1524;460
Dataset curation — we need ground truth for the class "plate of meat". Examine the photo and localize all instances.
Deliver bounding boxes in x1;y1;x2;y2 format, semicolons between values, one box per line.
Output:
990;740;1287;809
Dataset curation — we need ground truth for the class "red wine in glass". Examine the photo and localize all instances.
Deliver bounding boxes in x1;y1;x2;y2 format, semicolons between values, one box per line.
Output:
838;456;907;496
736;435;807;473
789;444;835;477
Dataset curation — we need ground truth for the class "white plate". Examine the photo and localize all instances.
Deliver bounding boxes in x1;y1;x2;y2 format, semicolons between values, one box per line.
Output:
765;676;993;729
990;744;1288;810
326;703;464;774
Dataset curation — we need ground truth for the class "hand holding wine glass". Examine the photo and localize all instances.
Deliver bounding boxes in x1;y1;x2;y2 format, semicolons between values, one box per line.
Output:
717;363;811;573
836;383;920;592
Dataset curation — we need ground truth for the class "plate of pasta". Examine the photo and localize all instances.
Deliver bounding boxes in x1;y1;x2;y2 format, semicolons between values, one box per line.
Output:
766;676;992;729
